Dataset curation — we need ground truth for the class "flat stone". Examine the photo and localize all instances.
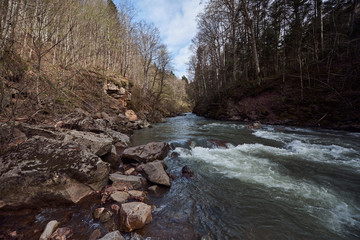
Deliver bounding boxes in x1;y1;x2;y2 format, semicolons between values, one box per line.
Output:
128;190;145;198
110;191;130;204
109;173;146;190
122;142;170;163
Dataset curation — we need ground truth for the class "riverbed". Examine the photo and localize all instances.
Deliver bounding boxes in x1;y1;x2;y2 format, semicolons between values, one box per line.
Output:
130;113;360;240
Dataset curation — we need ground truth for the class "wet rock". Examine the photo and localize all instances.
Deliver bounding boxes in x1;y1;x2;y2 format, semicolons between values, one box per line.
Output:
122;142;170;163
170;152;180;158
109;173;147;190
49;227;73;240
110;204;121;214
93;208;105;220
142;161;171;187
246;121;262;130
101;145;119;168
100;209;113;223
119;202;152;232
98;231;125;240
89;229;102;240
39;220;60;240
110;191;130;204
63;130;112;157
125;110;138;121
181;166;194;178
0;136;109;207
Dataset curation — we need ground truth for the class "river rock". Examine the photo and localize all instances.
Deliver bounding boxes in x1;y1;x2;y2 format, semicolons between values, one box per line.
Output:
93;208;105;220
98;231;125;240
89;229;102;240
63;130;112;156
181;166;194;178
122;142;170;163
119;202;152;232
100;209;113;223
142;161;171;187
246;121;262;130
109;173;147;190
124;168;135;175
110;191;130;204
39;220;60;240
49;227;73;240
0;136;109;207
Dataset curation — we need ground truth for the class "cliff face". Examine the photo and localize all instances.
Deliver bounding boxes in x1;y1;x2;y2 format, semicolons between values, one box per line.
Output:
193;76;360;131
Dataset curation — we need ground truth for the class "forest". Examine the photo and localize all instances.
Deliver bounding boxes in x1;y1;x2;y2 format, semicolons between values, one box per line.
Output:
0;0;190;125
188;0;360;130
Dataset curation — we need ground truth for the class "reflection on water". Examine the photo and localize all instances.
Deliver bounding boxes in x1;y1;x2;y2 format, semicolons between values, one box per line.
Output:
131;114;360;240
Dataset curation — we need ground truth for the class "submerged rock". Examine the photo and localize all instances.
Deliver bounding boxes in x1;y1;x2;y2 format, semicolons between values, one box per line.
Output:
181;166;194;178
119;202;152;232
0;136;109;207
122;142;170;163
142;161;171;187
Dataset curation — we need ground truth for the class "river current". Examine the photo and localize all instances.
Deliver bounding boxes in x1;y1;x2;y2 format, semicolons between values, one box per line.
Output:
130;114;360;240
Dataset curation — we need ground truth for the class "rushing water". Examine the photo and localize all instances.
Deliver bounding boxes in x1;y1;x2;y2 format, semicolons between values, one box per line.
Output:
130;114;360;240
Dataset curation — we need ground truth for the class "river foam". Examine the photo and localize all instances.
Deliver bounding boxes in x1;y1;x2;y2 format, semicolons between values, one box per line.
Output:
176;143;360;234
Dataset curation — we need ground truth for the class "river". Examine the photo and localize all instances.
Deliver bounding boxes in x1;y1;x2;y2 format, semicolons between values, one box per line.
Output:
130;113;360;240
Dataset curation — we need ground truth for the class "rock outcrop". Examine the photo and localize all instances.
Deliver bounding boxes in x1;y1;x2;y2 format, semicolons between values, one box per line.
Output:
122;142;170;163
0;136;109;207
119;202;152;232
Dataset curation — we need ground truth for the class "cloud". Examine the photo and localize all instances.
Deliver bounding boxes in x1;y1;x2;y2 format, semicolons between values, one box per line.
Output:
131;0;203;78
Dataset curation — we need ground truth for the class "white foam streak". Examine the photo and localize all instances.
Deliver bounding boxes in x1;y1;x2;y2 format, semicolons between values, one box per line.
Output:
176;143;360;232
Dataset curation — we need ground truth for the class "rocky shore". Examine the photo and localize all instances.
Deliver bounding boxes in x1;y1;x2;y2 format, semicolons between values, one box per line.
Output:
0;108;181;240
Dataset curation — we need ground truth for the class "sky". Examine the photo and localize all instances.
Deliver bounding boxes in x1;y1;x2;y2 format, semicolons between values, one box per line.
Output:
125;0;204;78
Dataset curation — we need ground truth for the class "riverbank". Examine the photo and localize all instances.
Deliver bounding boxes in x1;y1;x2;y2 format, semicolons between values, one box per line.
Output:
0;107;178;239
192;75;360;132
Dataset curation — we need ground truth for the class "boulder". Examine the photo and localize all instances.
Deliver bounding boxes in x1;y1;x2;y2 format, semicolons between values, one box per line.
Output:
110;191;130;204
142;161;171;187
0;136;109;207
106;130;130;147
119;202;152;232
63;130;112;157
122;142;170;163
246;121;262;130
39;220;60;240
17;123;60;140
125;110;138;121
98;231;125;240
109;173;147;190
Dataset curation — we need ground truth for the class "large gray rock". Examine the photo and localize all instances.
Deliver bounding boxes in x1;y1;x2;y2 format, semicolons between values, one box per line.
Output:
119;202;152;232
109;173;147;190
142;161;171;187
98;231;125;240
0;136;109;207
106;129;130;147
122;142;170;163
64;130;113;156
